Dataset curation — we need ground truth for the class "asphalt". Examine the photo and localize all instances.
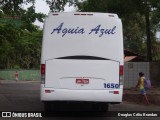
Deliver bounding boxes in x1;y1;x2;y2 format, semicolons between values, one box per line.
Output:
0;80;160;106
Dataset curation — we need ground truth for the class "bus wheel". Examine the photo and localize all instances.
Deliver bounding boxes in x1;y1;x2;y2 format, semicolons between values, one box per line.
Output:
92;102;109;112
44;102;52;112
100;102;109;112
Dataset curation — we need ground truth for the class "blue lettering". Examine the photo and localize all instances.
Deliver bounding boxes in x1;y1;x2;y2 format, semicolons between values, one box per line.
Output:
89;25;116;37
89;25;100;35
68;28;76;34
78;29;85;34
111;26;116;34
51;23;116;37
62;28;68;37
51;23;85;37
100;29;104;37
104;83;119;88
73;27;79;34
105;29;111;34
51;23;63;34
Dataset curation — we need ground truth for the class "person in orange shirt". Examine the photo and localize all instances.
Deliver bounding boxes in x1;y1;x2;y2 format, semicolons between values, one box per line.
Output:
15;71;19;82
136;72;149;105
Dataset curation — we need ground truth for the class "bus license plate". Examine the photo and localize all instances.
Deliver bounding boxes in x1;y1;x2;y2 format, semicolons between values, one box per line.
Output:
76;79;89;84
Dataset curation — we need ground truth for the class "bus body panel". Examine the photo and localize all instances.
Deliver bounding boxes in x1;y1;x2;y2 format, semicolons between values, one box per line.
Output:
41;87;123;102
41;12;124;104
41;12;123;63
45;59;119;90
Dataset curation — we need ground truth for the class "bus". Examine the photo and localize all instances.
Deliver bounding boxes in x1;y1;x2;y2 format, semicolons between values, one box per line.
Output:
40;12;124;112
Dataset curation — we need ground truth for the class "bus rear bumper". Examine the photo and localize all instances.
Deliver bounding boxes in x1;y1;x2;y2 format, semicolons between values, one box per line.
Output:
40;86;123;103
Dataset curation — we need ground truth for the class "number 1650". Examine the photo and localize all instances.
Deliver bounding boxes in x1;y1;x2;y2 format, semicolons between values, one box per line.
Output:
104;83;119;88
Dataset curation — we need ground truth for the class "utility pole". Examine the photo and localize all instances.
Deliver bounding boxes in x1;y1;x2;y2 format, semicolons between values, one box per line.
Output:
145;0;152;61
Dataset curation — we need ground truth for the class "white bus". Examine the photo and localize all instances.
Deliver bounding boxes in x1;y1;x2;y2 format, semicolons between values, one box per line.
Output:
41;12;124;112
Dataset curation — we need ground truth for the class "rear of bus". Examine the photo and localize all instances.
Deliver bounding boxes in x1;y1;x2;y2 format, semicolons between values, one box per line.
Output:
40;12;124;111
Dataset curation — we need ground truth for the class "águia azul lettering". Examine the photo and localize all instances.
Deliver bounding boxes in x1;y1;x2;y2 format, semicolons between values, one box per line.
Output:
51;22;116;37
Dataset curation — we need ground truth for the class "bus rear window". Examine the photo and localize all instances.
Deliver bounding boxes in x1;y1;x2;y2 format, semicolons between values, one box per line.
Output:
56;55;109;60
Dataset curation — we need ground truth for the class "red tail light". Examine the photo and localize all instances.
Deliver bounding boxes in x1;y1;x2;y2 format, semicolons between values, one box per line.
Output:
120;65;124;85
45;90;51;93
113;91;119;94
41;64;45;74
120;65;123;76
41;64;45;84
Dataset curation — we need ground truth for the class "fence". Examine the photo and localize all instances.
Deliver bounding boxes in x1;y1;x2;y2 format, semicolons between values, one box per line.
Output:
124;62;150;89
150;62;160;86
1;62;159;88
0;70;40;81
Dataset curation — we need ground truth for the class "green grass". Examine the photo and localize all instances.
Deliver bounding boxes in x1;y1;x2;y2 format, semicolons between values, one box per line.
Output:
0;70;40;81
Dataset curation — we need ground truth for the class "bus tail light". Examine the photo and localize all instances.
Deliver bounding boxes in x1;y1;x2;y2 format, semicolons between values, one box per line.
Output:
113;91;119;94
41;64;45;84
45;90;51;93
120;65;124;85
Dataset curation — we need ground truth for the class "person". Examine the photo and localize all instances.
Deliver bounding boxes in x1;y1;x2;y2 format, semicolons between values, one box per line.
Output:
136;72;149;105
15;71;19;82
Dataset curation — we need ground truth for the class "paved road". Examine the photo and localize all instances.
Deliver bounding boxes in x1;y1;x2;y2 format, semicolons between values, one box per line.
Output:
0;80;160;120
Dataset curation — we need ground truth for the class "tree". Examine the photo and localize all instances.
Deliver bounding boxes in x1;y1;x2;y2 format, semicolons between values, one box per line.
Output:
45;0;80;12
0;0;45;69
0;0;45;32
0;0;35;15
0;23;22;68
20;6;46;32
18;30;42;69
77;0;160;61
0;22;42;69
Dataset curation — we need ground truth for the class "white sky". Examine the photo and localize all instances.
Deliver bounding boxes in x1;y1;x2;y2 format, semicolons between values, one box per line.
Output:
34;0;76;28
23;0;76;28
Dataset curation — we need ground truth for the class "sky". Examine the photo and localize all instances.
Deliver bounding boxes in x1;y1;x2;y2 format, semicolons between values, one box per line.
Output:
33;0;76;28
33;0;49;28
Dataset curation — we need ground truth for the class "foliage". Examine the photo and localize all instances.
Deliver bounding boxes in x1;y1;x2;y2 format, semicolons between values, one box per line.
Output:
0;0;36;15
45;0;160;60
0;23;22;69
0;0;45;69
20;6;46;32
1;0;160;70
45;0;80;12
77;0;160;60
0;22;42;69
17;30;42;69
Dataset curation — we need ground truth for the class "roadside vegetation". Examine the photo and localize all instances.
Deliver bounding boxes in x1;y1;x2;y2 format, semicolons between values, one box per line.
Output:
1;0;160;69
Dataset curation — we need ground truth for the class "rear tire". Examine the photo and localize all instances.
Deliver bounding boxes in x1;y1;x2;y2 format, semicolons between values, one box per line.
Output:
44;101;63;113
100;102;109;112
92;102;109;112
44;102;52;112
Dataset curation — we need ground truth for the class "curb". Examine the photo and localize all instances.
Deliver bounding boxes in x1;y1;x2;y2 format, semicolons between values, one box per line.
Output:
0;80;40;84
